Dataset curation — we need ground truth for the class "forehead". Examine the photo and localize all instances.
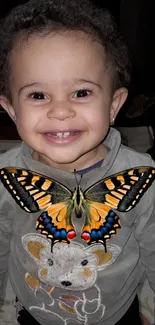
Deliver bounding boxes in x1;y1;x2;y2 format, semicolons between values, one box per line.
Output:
9;32;111;88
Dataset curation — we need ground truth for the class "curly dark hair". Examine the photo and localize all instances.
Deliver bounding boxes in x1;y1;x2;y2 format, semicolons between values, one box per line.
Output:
0;0;131;100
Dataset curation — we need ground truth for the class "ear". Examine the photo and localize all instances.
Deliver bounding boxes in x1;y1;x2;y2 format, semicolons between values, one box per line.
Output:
0;96;17;123
22;233;50;261
86;244;121;271
110;87;128;125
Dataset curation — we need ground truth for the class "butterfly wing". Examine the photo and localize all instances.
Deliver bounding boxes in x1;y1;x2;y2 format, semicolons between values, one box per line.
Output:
81;201;120;247
81;166;155;245
36;202;76;245
0;167;76;245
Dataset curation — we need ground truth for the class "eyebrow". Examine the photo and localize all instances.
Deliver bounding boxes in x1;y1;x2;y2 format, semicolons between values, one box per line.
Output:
18;78;102;95
75;78;102;89
18;82;42;95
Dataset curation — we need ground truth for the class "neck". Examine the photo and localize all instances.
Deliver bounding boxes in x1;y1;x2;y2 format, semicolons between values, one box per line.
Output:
32;144;108;172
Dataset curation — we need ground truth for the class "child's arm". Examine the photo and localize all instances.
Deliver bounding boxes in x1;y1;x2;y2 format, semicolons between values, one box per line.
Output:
0;206;14;299
135;183;155;325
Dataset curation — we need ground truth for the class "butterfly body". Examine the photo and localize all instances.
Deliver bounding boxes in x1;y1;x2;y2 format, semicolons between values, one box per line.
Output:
71;186;84;218
0;166;155;250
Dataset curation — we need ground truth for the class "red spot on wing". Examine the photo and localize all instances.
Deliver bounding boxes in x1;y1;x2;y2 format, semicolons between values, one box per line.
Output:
81;232;90;241
67;230;76;240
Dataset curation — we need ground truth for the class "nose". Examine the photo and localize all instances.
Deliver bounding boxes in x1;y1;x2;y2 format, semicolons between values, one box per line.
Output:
47;100;76;121
61;280;72;287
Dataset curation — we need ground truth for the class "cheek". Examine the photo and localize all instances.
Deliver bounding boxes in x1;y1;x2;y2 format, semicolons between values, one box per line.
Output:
82;107;110;130
16;108;41;130
18;101;44;119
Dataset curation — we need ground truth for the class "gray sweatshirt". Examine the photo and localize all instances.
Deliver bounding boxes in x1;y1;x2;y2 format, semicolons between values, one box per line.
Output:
0;128;155;325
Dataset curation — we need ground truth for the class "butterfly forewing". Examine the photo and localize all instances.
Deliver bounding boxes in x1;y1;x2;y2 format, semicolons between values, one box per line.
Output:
0;168;72;212
85;167;155;212
116;167;155;211
0;168;39;212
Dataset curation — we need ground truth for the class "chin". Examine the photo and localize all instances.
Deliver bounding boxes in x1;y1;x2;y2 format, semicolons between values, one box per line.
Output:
43;153;80;166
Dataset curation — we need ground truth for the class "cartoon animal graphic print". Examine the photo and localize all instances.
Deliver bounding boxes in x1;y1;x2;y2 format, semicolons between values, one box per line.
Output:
22;234;121;324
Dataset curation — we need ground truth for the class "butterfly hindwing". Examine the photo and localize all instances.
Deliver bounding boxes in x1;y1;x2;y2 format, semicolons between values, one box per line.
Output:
81;201;120;246
0;167;76;245
36;202;76;246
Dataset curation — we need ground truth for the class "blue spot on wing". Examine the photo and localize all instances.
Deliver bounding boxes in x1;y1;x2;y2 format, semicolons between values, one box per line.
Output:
36;211;69;242
90;209;120;243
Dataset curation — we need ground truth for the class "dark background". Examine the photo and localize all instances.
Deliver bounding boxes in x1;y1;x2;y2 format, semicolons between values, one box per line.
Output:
0;0;120;20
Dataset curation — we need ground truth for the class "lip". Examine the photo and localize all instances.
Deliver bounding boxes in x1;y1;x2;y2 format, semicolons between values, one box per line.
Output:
41;130;83;145
43;129;81;133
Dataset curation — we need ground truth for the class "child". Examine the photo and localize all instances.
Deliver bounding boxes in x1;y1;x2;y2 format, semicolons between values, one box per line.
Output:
0;0;155;324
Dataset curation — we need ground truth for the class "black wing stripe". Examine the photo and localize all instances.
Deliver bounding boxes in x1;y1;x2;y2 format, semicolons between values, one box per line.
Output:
118;168;155;211
0;170;40;212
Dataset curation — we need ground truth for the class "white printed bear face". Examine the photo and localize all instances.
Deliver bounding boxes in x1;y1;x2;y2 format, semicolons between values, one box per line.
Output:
22;234;121;291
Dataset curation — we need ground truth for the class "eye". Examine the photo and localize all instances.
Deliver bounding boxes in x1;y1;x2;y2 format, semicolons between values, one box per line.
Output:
30;92;46;100
47;258;53;266
73;89;92;98
81;259;88;266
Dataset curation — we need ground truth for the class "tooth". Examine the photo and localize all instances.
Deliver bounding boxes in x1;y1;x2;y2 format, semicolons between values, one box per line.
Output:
56;132;63;138
63;132;70;138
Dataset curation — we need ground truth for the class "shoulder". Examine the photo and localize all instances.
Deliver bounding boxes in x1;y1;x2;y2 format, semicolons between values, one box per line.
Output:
0;143;25;210
0;143;23;168
119;145;155;212
118;144;155;169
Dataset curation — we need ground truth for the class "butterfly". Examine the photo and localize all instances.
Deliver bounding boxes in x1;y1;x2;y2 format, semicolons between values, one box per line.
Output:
0;166;155;250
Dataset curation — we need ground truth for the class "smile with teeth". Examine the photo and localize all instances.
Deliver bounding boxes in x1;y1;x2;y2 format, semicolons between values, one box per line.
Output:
46;131;80;138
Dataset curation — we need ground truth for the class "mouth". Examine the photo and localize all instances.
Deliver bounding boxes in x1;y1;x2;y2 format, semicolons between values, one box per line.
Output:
45;131;81;138
42;130;83;144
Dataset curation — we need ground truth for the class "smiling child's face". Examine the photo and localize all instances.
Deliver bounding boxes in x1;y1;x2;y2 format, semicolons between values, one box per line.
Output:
0;32;127;171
